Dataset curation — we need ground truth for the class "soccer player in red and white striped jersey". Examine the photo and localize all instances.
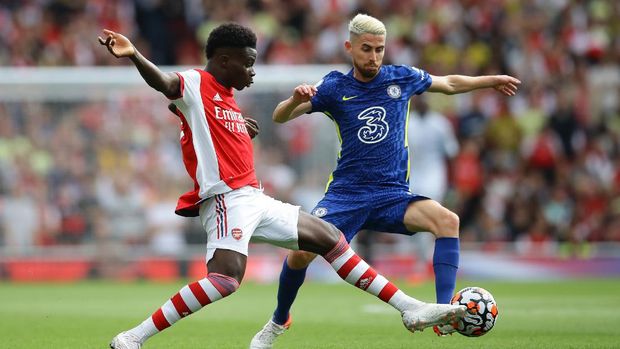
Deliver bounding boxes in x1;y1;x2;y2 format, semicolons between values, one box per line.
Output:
98;23;465;349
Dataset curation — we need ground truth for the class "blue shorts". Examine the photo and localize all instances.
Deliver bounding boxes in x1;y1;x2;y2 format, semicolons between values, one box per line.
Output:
310;188;429;243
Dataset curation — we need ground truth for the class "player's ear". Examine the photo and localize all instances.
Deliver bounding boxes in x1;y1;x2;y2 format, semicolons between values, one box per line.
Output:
344;40;352;53
219;54;230;67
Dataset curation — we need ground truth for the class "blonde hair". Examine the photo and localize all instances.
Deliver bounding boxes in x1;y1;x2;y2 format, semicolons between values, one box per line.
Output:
348;14;386;36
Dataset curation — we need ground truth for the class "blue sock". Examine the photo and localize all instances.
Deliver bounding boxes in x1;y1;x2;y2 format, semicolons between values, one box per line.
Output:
433;237;460;304
272;257;307;325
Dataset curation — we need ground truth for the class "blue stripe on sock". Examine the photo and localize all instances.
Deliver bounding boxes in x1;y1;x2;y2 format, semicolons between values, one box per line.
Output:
273;257;307;325
433;237;459;304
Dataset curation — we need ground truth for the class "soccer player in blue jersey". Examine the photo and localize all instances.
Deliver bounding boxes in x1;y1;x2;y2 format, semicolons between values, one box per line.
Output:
250;13;520;348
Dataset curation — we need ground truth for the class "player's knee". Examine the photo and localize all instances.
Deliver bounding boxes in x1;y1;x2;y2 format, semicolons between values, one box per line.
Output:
314;221;343;255
323;222;342;247
207;272;240;297
297;212;343;255
435;209;460;238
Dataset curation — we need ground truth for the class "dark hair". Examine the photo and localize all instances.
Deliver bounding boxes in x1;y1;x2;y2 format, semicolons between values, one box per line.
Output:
205;23;257;59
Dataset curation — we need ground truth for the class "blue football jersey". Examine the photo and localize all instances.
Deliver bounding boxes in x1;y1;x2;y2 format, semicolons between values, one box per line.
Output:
310;65;432;193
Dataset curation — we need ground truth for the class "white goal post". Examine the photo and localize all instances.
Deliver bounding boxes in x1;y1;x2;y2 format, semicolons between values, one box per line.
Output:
0;65;347;102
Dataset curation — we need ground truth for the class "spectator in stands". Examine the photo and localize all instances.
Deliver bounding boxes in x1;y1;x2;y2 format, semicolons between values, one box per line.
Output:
0;0;619;257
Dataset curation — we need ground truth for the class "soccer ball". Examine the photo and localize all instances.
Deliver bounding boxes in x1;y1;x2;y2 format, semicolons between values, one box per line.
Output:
450;287;498;337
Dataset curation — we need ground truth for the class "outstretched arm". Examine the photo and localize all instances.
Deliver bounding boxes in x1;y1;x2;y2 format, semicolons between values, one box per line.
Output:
272;84;316;123
428;74;521;96
98;29;180;98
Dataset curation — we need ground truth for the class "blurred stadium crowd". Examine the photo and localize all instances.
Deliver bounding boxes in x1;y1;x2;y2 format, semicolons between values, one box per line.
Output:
1;0;619;257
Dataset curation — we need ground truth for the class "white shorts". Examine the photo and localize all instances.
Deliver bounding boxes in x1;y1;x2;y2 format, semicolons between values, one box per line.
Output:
199;186;300;262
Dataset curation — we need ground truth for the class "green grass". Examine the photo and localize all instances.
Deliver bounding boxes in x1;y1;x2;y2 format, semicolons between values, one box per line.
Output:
1;279;619;348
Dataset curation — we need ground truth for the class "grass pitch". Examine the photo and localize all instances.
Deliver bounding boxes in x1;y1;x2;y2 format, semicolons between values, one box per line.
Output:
1;279;618;348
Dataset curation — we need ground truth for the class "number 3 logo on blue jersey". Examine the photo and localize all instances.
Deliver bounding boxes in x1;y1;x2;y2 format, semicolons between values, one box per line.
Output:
357;106;389;144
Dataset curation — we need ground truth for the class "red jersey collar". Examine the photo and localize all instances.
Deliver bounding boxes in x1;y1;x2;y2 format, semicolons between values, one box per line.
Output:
200;70;234;97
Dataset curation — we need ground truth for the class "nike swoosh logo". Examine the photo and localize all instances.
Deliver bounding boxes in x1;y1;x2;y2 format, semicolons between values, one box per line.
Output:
342;95;358;101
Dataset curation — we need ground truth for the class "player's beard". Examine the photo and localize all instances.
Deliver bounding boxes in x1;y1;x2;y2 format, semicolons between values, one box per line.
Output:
354;60;380;80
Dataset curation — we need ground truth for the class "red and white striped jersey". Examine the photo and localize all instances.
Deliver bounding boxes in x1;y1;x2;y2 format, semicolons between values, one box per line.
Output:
170;69;259;217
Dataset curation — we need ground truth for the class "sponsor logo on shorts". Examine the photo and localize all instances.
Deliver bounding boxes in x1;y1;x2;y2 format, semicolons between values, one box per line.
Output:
231;228;243;240
312;207;327;217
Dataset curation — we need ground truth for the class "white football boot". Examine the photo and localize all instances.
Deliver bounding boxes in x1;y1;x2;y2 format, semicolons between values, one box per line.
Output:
249;316;292;349
401;303;466;333
109;331;142;349
433;323;458;336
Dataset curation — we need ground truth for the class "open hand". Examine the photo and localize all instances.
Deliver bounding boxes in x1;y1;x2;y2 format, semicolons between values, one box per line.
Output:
492;75;521;96
245;118;259;139
98;29;135;58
